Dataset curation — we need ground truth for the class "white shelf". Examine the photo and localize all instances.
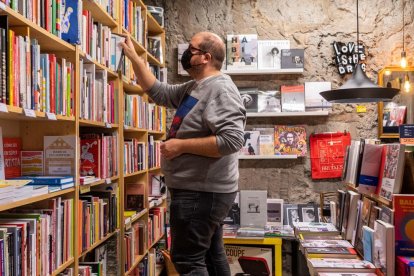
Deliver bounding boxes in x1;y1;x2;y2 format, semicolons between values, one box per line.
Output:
179;68;303;76
238;155;298;160
246;111;329;118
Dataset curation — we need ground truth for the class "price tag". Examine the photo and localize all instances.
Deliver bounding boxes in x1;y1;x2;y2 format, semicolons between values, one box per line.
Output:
80;185;91;194
23;108;36;117
0;2;6;10
105;122;111;128
356;105;367;113
46;112;57;120
105;178;111;184
0;103;8;113
124;125;129;130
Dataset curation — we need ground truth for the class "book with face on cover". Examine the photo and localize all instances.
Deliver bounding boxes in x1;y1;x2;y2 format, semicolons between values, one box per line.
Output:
274;125;307;156
257;40;290;69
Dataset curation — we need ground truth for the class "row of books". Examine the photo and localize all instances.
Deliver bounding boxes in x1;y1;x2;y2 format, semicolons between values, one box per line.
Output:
121;0;145;46
148;207;166;248
1;28;75;115
125;221;146;271
240;82;332;114
128;249;158;276
242;126;307;156
148;135;161;169
149;65;167;83
78;190;118;254
80;61;117;124
0;197;74;275
80;133;119;180
124;139;146;174
124;94;165;132
343;140;406;201
147;36;163;64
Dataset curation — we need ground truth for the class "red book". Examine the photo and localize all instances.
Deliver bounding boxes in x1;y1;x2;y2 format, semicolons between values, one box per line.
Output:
49;54;55;113
80;138;101;178
3;137;21;178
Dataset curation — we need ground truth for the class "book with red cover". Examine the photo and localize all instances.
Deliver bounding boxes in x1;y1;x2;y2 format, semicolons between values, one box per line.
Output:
3;137;21;178
357;144;383;195
80;137;101;178
393;194;414;256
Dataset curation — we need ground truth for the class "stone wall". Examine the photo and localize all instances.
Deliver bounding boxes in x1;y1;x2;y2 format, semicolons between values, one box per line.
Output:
146;0;413;203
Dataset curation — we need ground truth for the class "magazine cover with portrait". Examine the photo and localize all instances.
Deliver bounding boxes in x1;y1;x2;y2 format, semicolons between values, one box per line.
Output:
274;125;307;156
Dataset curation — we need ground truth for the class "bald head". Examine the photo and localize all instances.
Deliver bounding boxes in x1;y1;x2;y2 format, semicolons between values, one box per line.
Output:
192;32;225;70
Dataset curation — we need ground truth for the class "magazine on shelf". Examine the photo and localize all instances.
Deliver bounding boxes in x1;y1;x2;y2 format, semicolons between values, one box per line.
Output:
257;40;290;69
240;190;267;227
274;125;307;156
240;131;260;156
226;34;258;70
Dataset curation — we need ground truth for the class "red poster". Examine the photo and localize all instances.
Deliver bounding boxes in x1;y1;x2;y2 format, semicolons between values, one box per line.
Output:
3;137;22;178
310;132;351;179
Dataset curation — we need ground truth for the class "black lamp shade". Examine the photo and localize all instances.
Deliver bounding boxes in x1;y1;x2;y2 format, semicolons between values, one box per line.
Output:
320;64;400;103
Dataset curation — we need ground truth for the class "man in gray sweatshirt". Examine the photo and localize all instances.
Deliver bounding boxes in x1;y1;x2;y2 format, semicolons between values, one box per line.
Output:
121;31;246;275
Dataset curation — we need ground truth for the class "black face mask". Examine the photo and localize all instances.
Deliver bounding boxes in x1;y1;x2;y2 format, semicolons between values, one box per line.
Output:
181;48;206;70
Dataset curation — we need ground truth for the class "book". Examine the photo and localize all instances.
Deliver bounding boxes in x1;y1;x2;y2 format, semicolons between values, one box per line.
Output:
304;82;332;110
240;131;260;155
274;125;307;156
281;49;304;69
147;36;163;64
13;175;74;184
267;198;283;226
257;90;281;113
223;192;240;226
0;128;4;179
298;204;319;223
20;151;44;176
239;87;259;113
394;194;414;256
44;135;76;176
284;203;300;227
379;205;394;225
397;256;414;276
281;85;305;112
252;128;274;155
2;137;21;178
354;197;375;254
362;226;374;263
300;239;353;248
61;0;82;44
239;190;267;227
294;222;340;235
357;144;383;195
373;220;395;276
307;258;375;274
305;247;358;259
125;183;145;211
110;34;125;72
257;40;290;69
226;34;258;70
378;143;406;201
318;273;378;276
382;103;406;127
80;137;101;178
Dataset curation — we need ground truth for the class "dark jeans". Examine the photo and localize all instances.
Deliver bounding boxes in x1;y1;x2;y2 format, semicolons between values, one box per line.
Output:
169;188;237;276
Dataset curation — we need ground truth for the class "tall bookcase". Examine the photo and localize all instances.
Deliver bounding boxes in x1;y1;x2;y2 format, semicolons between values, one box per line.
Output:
0;0;166;275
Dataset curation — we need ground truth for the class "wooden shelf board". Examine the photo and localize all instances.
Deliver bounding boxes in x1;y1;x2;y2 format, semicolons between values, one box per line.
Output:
147;13;164;34
238;155;298;160
346;184;392;207
79;230;119;259
79;119;119;128
0;4;75;52
125;254;147;275
125;208;148;228
148;130;164;135
123;125;148;133
82;0;118;28
147;52;163;67
148;167;161;172
51;258;75;276
179;68;304;76
149;197;166;209
121;27;147;54
80;176;119;191
246;111;329;118
149;233;165;249
122;78;144;94
80;51;118;78
0;187;75;212
0;105;75;122
124;170;147;178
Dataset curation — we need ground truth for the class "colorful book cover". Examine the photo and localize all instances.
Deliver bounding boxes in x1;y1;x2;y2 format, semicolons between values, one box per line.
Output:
61;0;82;44
397;256;414;276
362;226;374;263
358;144;383;195
2;137;21;178
80;138;101;178
274;125;307;156
44;135;76;176
281;85;305;112
226;34;258;70
257;40;290;69
394;195;414;256
224;244;272;275
125;183;144;211
21;151;44;176
355;197;374;254
240;131;260;156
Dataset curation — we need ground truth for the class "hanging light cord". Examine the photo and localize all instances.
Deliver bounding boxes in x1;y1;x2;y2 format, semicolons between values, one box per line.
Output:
356;0;359;45
403;0;405;52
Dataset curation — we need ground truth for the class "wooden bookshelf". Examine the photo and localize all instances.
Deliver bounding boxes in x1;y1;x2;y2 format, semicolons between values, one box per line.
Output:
0;0;167;275
125;254;147;275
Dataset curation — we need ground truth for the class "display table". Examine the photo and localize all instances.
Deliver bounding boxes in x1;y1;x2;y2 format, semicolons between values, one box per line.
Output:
223;237;283;276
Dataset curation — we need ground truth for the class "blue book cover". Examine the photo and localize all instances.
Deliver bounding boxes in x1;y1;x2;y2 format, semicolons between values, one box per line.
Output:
362;225;374;262
13;176;74;185
61;0;82;44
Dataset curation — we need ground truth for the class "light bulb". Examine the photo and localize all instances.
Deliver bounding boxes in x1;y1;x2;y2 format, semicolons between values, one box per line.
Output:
404;74;411;93
401;51;407;68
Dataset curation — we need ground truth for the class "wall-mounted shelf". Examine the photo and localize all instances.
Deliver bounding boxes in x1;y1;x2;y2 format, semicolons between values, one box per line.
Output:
179;68;303;76
246;111;329;118
238;155;298;160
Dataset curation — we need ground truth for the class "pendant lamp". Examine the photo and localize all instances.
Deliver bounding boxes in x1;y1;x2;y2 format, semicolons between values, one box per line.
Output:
320;0;399;103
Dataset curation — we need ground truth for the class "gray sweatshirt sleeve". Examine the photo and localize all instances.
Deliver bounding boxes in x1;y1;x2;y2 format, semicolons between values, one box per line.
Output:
203;91;246;155
147;79;194;109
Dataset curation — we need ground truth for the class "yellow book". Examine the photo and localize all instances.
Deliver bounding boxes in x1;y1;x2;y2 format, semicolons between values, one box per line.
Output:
124;211;137;218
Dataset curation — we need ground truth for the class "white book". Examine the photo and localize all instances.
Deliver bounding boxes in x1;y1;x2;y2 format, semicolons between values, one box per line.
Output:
330;201;337;226
257;40;290;69
374;220;395;276
240;131;260;155
0;127;4;179
345;191;360;241
267;198;283;226
305;81;332;110
240;190;267;227
226;34;258;70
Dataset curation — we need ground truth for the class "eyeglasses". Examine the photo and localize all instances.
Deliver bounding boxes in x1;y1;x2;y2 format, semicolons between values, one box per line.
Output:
188;45;207;54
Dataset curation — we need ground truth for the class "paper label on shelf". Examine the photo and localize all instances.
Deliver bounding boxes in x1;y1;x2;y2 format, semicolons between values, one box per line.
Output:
124;125;129;130
105;178;111;184
0;103;8;113
356;105;367;113
24;108;36;117
105;123;111;128
46;112;57;120
80;185;91;194
0;2;6;10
